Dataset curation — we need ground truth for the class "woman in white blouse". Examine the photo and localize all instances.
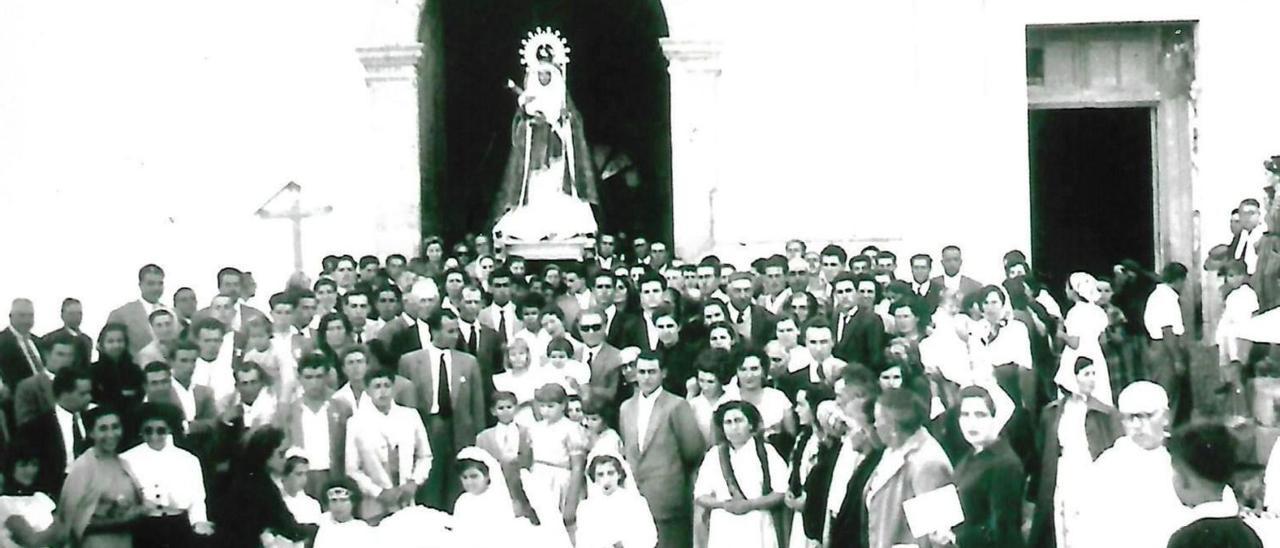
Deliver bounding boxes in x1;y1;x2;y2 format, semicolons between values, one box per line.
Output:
695;401;789;548
1059;273;1114;406
121;402;214;546
968;286;1035;410
734;350;797;455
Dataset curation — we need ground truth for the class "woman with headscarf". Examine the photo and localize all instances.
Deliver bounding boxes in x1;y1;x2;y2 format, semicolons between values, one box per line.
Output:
315;312;354;385
575;452;657;548
694;401;789;548
1029;357;1121;548
59;405;145;548
1060;273;1114;406
90;323;144;421
0;444;64;547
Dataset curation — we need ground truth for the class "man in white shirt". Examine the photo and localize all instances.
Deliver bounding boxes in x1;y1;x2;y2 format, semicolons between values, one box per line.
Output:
123;402;215;544
191;318;236;409
596;233;620;271
1080;382;1192;548
1145;262;1192;426
106;263;167;356
1215;260;1259;422
135;309;180;367
345;368;432;520
930;245;982;303
285;354;353;498
341;292;379;344
1235;198;1267;274
478;267;518;341
637;272;668;352
20;367;91;494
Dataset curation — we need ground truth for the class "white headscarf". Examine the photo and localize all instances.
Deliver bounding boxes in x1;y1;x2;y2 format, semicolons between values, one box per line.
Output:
1054;355;1098;397
583;449;639;499
1069;272;1101;305
522;62;566;124
455;447;514;513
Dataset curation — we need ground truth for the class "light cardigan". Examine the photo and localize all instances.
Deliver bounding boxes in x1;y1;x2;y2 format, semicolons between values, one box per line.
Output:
344;403;432;497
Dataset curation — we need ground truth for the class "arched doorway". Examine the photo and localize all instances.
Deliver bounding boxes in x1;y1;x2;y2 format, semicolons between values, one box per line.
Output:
421;0;673;249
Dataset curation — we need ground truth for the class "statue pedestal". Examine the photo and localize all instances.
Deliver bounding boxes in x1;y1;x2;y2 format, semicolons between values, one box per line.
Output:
499;237;590;261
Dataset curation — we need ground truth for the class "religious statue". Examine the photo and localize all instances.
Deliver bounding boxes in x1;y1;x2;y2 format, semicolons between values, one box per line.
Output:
492;28;600;247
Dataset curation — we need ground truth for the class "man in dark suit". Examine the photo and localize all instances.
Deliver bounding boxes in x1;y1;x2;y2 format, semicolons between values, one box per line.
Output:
23;367;93;496
831;273;887;371
0;298;44;391
620;353;704;548
633;271;669;353
14;333;79;427
43;298;93;370
192;267;268;330
725;272;777;351
455;285;502;421
556;263;594;331
908;254;944;312
141;357;218;458
930;245;983;304
592;270;643;349
107;264;167;356
398;308;485;511
375;278;438;366
573;309;624;408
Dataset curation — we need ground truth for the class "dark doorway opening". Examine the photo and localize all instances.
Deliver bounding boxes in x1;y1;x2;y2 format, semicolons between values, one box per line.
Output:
1028;107;1155;297
430;0;672;247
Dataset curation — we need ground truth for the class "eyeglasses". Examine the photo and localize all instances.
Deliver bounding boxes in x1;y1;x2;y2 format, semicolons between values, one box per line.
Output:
579;324;604;332
768;356;786;363
143;426;170;436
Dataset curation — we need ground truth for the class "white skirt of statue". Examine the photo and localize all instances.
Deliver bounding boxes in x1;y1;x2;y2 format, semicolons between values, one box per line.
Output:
493;30;599;243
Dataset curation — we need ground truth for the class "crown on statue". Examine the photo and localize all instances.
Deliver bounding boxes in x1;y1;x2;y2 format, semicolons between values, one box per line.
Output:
520;27;571;69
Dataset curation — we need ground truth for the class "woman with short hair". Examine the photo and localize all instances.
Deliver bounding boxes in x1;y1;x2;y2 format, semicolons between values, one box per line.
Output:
946;385;1026;548
60;405;146;548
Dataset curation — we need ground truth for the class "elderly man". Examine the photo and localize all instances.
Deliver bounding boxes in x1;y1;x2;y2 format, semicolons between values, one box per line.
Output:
864;388;954;548
1079;381;1198;548
0;298;45;390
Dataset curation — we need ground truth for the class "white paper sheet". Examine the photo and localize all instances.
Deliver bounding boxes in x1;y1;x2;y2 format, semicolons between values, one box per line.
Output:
902;483;965;538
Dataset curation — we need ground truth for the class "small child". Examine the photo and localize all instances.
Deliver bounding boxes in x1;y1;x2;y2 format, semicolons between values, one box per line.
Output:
574;454;658;548
268;454;321;548
241;317;281;387
543;337;591;396
581;397;623;459
1166;423;1263;548
476;391;533;470
492;339;550;427
527;384;587;523
566;395;585;425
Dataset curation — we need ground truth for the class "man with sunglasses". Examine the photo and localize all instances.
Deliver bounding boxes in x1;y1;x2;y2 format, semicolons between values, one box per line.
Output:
575;308;625;408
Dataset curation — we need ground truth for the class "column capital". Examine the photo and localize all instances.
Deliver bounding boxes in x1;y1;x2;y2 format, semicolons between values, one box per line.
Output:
356;43;424;86
660;38;723;75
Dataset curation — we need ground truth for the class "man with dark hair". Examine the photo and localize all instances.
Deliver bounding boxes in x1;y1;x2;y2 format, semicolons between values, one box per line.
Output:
865;388;954;548
931;245;982;303
143;353;217;445
1166;423;1262;547
695;258;729;305
333;256;358;295
373;285;403;324
313;278;340;319
455;286;503;400
726;271;776;350
107;263;167;355
620;352;704;548
291;289;320;337
596;233;620;271
756;256;789;315
908;253;942;310
357;255;381;286
21;366;92;495
173;287;197;333
14;332;78;426
636;271;668;352
632;237;651;267
874;250;899;284
479;267;518;341
385;253;408;284
831;273;886;370
340;291;379;344
1145;262;1191;426
575;308;624;408
1235;197;1266;274
190;316;235;406
43;298;92;369
135;308;180;367
557;262;592;326
848;254;872;276
281;353;354;499
398;308;485;511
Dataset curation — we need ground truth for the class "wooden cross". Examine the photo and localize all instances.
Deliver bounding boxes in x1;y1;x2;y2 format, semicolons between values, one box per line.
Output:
255;182;332;273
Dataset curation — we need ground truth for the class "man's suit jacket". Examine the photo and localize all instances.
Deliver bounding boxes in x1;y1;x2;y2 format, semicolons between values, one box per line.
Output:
375;316;421;367
729;304;776;350
42;327;93;369
574;344;623;407
864;428;954;548
398;348;485;448
833;306;887;370
455;322;504;379
913;280;945;312
22;409;86;496
107;300;153;356
1028;396;1121;547
282;395;354;478
0;328;41;390
619;389;705;520
14;374;53;427
928;275;983;303
556;292;593;329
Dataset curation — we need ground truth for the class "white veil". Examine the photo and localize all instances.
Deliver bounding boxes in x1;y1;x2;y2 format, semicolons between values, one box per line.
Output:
583;448;639;499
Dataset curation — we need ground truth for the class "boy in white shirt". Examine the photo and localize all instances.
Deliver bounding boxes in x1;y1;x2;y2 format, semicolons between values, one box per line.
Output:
1215;260;1258;422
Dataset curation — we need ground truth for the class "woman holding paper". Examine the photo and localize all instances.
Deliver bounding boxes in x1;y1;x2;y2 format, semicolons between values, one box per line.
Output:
947;385;1026;548
694;401;789;548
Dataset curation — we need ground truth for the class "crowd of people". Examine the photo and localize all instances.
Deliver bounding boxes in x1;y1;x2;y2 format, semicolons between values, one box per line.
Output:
0;196;1277;547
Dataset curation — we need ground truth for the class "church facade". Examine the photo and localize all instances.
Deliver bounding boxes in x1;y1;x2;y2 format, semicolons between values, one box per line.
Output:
1;0;1279;334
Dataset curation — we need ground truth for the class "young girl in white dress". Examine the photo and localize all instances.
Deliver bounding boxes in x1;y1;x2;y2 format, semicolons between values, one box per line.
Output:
492;338;553;427
574;453;658;548
525;384;588;532
452;447;570;548
541;337;592;396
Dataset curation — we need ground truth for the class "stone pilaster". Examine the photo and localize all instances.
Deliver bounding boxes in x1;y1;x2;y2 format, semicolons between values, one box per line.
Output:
661;38;723;261
357;43;424;256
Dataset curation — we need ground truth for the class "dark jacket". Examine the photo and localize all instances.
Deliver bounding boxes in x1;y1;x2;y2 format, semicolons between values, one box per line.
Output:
833;307;886;370
953;438;1026;548
1029;396;1122;547
0;328;41;390
828;447;885;548
214;471;316;547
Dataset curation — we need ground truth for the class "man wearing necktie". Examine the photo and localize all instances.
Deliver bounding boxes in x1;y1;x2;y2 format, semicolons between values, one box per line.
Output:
397;309;485;512
831;272;887;371
22;366;93;496
0;298;45;393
